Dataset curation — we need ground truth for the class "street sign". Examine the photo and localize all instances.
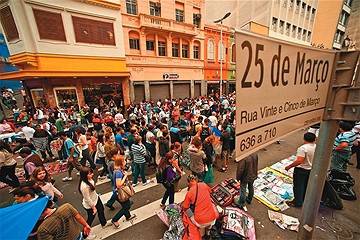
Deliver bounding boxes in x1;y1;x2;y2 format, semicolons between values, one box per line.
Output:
235;31;336;161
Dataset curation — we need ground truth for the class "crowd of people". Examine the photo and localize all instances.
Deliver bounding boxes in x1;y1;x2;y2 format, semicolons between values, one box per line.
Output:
1;90;359;239
0;93;238;239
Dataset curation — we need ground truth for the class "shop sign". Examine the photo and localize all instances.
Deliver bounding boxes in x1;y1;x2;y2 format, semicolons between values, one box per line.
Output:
163;73;179;80
235;31;335;161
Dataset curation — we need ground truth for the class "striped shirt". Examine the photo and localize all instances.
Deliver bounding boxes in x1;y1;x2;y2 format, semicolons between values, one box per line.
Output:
333;131;357;152
131;143;147;164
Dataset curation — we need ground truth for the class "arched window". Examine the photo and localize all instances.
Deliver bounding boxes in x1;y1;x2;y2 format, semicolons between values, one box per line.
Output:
129;30;140;50
193;40;200;59
218;41;225;61
158;35;167;56
207;39;214;60
231;43;236;62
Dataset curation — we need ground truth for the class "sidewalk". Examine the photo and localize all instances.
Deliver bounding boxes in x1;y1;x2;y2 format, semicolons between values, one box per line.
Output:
243;130;360;240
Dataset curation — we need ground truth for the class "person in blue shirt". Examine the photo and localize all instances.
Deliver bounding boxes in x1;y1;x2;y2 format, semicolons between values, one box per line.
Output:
115;127;125;152
331;121;357;172
59;132;81;182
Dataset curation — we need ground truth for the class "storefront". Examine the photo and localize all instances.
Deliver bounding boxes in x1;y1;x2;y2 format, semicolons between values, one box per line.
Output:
128;64;206;103
0;54;130;109
23;77;129;109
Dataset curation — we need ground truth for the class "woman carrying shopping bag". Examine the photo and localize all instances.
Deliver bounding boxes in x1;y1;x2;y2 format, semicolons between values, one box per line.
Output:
111;155;136;228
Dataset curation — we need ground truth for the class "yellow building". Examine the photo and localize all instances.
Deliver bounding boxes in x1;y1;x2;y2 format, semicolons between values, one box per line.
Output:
0;0;130;108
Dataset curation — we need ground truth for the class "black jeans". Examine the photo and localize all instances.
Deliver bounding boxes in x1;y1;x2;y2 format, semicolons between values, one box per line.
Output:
84;198;107;227
0;163;20;188
293;167;311;207
161;184;175;205
67;157;82;177
112;199;131;222
80;148;96;169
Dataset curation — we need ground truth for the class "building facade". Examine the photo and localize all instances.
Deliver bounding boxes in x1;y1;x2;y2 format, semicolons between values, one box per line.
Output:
121;0;206;103
345;0;359;49
205;0;319;45
0;0;129;109
312;0;353;49
204;24;232;94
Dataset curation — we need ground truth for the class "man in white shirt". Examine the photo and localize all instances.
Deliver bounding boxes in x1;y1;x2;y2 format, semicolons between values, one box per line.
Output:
285;132;316;207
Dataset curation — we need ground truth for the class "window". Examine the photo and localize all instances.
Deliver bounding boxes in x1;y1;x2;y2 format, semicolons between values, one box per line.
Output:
193;14;201;28
126;0;137;15
339;11;349;26
72;16;115;45
297;27;302;39
129;38;140;49
334;30;344;43
311;8;316;21
149;2;161;16
282;0;287;8
176;9;184;22
289;0;294;9
345;0;352;7
158;41;166;56
292;25;297;38
231;44;236;62
146;40;154;50
172;43;179;57
307;31;311;42
286;23;291;36
301;3;306;16
272;17;278;31
218;41;225;61
306;6;311;19
279;20;284;34
207;39;214;60
302;29;307;41
33;9;66;41
193;45;200;59
0;6;19;42
182;44;189;58
296;0;300;13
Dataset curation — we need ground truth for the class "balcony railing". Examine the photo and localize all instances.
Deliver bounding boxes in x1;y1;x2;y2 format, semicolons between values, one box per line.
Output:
139;14;197;36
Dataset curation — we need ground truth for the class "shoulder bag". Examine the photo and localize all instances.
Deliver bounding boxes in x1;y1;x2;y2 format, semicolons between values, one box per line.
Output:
117;170;135;202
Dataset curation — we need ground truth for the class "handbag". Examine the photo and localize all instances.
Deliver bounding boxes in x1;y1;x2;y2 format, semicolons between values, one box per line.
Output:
117;172;135;202
186;183;198;217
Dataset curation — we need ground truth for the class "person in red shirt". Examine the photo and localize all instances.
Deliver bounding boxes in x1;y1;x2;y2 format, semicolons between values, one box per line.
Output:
182;175;219;240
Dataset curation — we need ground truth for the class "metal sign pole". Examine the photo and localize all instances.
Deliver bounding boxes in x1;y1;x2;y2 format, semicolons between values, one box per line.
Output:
297;119;338;239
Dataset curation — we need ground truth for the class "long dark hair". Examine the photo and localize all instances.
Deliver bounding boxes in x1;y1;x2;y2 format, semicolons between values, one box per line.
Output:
0;140;12;153
158;151;173;170
97;133;104;144
78;167;95;193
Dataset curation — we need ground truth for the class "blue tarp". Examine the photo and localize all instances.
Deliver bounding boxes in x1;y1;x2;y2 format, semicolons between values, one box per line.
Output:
0;197;48;240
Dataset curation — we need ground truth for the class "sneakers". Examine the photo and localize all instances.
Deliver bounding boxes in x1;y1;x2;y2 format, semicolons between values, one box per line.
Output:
76;172;80;176
132;183;138;187
105;203;115;211
98;176;107;180
62;177;73;182
101;222;112;229
142;180;151;186
160;203;166;209
111;220;121;229
125;214;136;221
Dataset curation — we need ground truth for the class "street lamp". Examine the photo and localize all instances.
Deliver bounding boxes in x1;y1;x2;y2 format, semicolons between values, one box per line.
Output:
214;12;231;96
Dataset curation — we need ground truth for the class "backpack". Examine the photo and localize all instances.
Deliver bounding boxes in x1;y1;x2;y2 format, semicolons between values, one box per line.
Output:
189;122;201;136
201;126;211;142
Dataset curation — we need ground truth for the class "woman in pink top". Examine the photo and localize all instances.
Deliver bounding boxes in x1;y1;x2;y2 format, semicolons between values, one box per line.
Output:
182;175;218;240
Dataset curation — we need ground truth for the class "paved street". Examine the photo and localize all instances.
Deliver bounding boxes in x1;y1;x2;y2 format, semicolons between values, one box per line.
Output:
1;129;359;240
